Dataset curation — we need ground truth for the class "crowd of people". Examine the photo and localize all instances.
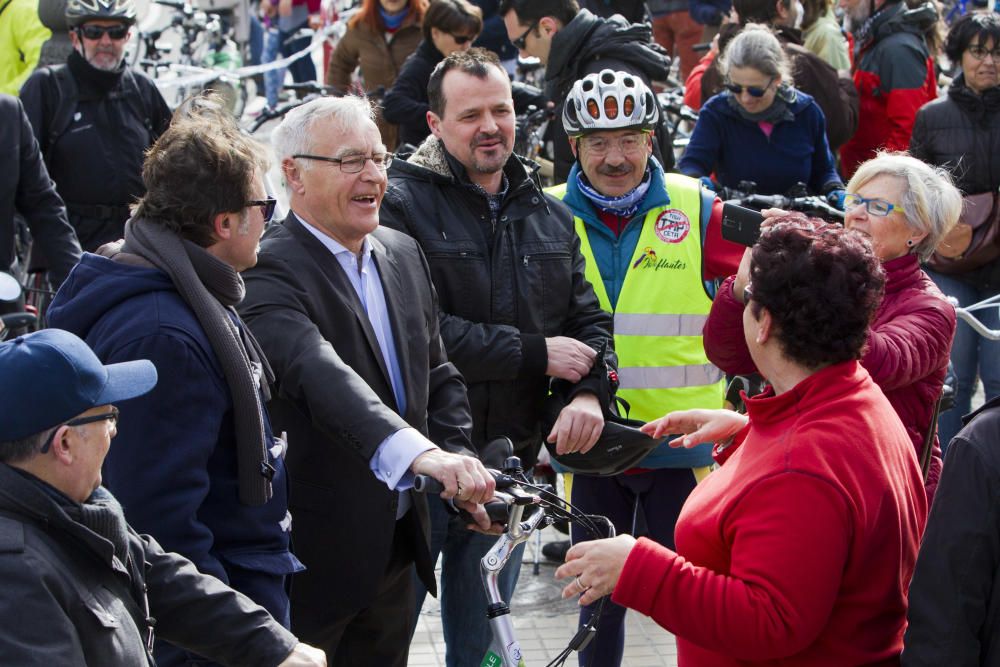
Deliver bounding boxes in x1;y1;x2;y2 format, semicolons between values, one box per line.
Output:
2;0;1000;665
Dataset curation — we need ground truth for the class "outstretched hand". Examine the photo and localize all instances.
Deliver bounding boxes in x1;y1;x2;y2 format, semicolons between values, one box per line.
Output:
640;409;748;448
554;535;637;606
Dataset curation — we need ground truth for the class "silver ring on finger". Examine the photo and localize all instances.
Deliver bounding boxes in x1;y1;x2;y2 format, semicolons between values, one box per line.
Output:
575;576;589;593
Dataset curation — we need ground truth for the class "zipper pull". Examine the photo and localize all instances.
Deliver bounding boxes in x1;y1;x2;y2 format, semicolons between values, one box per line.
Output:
522;255;530;267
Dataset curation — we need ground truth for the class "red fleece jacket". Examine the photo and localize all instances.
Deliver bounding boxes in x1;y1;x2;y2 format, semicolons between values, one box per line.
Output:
611;361;927;666
702;253;955;502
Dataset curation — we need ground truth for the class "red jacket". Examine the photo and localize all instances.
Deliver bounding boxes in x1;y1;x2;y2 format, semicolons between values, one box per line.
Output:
703;253;955;501
839;1;937;178
612;361;928;666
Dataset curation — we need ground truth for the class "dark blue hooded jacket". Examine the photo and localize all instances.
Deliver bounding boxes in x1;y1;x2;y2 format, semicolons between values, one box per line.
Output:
48;253;302;664
678;88;843;197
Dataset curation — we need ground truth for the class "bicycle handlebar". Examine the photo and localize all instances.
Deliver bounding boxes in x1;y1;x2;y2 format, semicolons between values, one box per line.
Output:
719;186;845;221
949;294;1000;340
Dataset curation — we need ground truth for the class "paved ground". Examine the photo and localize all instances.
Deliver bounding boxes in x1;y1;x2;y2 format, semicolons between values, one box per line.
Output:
408;529;680;667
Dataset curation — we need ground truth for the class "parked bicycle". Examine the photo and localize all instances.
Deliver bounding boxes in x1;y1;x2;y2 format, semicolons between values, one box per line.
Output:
135;0;251;116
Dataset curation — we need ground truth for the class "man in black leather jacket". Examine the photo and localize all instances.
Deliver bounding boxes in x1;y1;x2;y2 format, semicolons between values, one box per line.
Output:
379;48;613;667
500;0;674;180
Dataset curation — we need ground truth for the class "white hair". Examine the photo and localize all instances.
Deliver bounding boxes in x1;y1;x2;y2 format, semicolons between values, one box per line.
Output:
271;95;377;169
847;152;963;261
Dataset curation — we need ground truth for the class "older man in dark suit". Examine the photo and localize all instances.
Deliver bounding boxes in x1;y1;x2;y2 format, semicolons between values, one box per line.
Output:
238;95;495;667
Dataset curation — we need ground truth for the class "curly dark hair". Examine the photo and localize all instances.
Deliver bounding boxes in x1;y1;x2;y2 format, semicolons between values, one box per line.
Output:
747;214;885;370
134;94;269;247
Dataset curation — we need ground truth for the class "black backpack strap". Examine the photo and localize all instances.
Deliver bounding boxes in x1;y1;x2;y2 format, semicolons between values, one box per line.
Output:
121;68;153;135
45;65;79;161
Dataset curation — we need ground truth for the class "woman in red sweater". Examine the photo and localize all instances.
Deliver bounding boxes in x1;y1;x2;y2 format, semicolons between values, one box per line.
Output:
703;152;961;501
555;217;929;666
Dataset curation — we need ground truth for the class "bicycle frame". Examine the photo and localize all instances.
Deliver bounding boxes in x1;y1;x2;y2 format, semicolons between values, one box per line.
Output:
481;503;546;667
951;294;1000;340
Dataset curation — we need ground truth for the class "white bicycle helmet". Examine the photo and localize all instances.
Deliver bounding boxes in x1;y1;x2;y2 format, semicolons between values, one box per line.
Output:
66;0;137;26
562;69;659;135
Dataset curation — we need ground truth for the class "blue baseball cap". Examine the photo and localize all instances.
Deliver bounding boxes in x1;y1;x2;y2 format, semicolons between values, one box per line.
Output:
0;329;158;441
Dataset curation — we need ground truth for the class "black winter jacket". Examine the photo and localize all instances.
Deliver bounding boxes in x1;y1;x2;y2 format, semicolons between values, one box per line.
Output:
0;93;80;286
0;465;298;667
902;396;1000;666
910;76;1000;290
910;75;1000;196
544;9;674;181
380;138;614;466
19;51;171;251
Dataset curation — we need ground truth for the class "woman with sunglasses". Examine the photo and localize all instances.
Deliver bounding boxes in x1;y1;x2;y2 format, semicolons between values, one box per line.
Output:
909;12;1000;449
326;0;428;150
383;0;483;150
678;25;844;202
704;152;962;502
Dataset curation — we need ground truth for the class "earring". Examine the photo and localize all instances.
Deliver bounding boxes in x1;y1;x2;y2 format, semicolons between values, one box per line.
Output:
906;239;915;247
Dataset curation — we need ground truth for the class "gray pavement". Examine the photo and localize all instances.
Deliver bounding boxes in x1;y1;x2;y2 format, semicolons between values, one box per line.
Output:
408;529;679;667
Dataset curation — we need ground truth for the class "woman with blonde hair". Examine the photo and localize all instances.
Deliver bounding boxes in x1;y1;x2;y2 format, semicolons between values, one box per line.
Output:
704;151;962;501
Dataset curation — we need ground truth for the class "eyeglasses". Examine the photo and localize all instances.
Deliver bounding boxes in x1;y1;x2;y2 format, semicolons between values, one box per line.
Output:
41;407;120;453
78;24;130;40
246;197;277;222
292;153;393;174
576;132;649;156
842;193;906;217
511;18;539;50
967;44;1000;61
724;77;775;98
451;33;477;45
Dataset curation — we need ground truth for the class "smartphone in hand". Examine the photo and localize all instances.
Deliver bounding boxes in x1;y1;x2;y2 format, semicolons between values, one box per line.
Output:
721;203;764;247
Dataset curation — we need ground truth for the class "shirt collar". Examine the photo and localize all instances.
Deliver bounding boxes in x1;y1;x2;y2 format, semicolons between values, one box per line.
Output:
294;212;373;266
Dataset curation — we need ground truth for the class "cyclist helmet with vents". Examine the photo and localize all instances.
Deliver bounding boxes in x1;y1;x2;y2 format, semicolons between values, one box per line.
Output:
66;0;137;26
562;69;659;135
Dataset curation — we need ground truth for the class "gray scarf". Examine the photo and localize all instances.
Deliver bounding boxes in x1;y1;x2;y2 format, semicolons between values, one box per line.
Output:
726;84;798;124
118;218;274;506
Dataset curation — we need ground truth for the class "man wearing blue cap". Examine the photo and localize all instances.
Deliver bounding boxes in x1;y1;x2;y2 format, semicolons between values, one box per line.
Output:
0;328;327;666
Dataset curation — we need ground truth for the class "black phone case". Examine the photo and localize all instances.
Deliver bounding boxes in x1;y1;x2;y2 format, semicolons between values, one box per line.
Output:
721;203;765;247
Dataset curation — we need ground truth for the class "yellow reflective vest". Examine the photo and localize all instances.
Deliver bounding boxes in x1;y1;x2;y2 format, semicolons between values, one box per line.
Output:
548;173;724;468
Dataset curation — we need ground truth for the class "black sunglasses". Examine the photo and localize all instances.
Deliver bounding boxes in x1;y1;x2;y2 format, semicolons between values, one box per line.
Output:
512;18;539;50
724;77;775;98
41;407;120;453
452;33;477;45
78;24;130;40
247;197;277;222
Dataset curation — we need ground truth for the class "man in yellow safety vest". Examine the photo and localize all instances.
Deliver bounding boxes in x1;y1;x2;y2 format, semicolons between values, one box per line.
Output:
546;68;743;666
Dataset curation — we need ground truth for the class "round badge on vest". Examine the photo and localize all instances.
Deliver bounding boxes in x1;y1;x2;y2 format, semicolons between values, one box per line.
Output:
654;209;691;244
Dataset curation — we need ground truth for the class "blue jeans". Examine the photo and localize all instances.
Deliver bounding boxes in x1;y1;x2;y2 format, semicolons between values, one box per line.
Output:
412;498;524;667
280;27;316;84
570;469;697;667
926;268;1000;449
262;27;283;108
